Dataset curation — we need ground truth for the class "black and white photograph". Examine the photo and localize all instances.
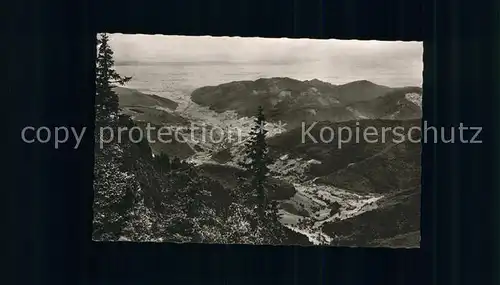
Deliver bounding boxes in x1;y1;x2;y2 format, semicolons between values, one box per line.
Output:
93;33;422;247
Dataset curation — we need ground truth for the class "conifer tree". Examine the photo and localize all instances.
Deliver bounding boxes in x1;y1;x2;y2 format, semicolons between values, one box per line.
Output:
237;106;290;244
93;33;137;241
95;33;131;121
239;106;272;217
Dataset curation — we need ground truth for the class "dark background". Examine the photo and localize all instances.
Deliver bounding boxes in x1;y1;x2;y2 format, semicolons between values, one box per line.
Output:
6;0;499;284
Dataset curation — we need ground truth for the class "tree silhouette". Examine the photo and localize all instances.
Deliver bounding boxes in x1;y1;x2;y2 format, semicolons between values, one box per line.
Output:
95;33;131;121
93;33;137;241
239;106;273;217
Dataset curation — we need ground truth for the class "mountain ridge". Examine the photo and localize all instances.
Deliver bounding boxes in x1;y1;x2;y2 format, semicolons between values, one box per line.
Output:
190;77;422;128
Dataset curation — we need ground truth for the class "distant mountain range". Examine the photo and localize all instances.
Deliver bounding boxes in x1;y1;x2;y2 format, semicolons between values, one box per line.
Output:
191;77;422;129
112;77;422;247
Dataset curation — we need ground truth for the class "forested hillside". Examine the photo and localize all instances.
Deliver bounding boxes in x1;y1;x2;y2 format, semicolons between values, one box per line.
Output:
92;33;311;245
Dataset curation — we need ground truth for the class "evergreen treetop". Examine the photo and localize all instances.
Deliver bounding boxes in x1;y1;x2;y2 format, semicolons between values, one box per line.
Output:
239;106;273;217
95;33;132;119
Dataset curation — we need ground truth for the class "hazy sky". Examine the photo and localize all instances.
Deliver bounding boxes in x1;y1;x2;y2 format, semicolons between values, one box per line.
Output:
106;34;423;86
108;34;422;65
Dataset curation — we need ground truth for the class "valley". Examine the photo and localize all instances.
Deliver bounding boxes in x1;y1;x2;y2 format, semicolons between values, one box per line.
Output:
113;77;422;247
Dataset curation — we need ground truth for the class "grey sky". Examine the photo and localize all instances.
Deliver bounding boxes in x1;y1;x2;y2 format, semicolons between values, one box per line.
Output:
108;34;422;65
107;34;423;86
